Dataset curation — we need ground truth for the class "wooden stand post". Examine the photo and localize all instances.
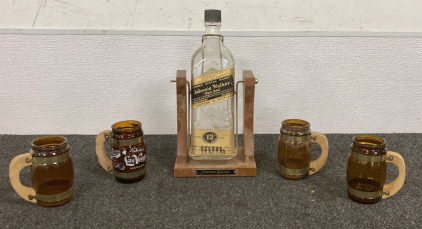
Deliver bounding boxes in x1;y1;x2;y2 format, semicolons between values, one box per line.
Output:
174;70;257;177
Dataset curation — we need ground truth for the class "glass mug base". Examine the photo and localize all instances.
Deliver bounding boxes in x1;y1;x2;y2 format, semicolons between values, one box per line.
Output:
278;162;311;180
37;194;73;207
347;178;383;204
347;192;381;204
35;179;74;207
115;173;146;184
279;172;308;180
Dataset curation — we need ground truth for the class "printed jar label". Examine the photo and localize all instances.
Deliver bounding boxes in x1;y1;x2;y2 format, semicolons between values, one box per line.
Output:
191;129;234;155
192;68;234;109
111;143;146;172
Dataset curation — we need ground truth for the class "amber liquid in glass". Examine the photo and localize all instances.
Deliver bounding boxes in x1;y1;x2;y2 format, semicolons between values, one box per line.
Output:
278;142;312;179
348;178;382;192
36;180;73;207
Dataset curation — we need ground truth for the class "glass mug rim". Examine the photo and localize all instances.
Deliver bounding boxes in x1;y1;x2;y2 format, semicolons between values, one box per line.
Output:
111;120;142;133
281;119;310;131
352;135;386;148
31;136;68;151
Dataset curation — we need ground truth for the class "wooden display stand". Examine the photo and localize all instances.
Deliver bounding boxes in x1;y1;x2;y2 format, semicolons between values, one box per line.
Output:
174;70;257;177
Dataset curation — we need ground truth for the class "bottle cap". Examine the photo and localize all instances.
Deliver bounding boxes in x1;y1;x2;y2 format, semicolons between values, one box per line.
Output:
204;9;221;23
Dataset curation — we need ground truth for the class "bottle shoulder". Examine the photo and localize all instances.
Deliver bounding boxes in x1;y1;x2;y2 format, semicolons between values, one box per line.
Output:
191;37;235;73
192;39;234;59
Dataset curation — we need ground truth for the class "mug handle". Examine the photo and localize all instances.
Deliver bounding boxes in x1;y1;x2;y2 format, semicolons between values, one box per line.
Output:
96;130;114;174
382;151;406;199
309;132;329;175
9;153;37;203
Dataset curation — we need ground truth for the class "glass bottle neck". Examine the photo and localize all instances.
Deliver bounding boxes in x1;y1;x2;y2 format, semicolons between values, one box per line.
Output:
205;24;221;35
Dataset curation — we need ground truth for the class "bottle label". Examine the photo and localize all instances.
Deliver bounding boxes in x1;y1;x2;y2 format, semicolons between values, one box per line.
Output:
191;129;234;155
191;68;234;109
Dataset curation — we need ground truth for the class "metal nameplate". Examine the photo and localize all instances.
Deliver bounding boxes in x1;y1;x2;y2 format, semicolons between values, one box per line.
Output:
194;170;237;176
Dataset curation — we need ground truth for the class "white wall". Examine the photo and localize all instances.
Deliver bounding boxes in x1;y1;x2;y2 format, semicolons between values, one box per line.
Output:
1;0;422;34
0;34;421;135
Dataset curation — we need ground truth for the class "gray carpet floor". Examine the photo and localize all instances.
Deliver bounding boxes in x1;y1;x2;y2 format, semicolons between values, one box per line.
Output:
1;134;420;228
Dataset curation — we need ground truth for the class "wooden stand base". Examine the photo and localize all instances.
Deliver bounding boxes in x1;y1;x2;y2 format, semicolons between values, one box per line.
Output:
174;70;257;177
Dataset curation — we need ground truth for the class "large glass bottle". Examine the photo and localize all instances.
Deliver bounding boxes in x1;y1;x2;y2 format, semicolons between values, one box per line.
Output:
190;9;236;160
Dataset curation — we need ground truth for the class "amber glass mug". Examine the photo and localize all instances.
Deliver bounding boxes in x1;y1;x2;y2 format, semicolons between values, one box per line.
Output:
347;136;406;204
9;136;74;207
96;120;147;183
278;119;329;179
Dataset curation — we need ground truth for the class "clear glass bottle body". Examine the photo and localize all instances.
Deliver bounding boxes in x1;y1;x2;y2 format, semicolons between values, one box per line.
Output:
189;22;236;160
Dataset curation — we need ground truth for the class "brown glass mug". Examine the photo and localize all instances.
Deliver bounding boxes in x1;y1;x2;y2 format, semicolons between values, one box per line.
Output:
347;135;405;204
9;136;74;207
278;119;329;179
96;120;147;183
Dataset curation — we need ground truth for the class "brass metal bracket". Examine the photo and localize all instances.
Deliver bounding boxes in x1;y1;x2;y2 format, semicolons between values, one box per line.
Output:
27;150;71;165
29;187;73;203
348;185;389;199
351;151;393;163
280;134;314;143
235;80;244;155
202;34;224;43
108;137;144;146
385;156;393;161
